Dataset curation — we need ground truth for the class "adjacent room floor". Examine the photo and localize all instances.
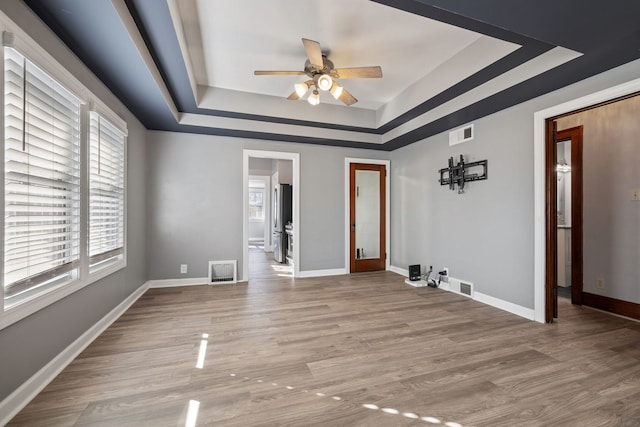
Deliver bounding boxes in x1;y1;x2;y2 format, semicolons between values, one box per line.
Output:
9;259;640;426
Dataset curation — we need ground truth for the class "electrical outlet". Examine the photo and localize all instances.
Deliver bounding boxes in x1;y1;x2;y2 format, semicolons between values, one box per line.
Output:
632;189;640;201
180;264;188;274
596;278;605;289
443;267;449;276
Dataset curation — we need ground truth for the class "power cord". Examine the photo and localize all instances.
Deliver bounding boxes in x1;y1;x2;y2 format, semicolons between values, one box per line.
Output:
423;266;440;288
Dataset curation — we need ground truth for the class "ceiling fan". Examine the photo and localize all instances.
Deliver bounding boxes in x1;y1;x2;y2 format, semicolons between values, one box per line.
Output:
254;38;383;106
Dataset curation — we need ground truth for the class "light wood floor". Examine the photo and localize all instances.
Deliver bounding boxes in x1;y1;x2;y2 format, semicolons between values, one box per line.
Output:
9;252;640;426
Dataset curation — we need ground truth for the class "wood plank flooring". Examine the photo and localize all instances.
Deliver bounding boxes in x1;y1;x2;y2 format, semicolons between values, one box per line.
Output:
9;251;640;426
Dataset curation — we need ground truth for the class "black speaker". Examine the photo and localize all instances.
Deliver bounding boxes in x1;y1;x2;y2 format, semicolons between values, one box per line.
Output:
409;264;421;281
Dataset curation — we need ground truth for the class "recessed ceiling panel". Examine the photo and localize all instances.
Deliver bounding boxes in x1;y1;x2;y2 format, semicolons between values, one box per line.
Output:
190;0;515;109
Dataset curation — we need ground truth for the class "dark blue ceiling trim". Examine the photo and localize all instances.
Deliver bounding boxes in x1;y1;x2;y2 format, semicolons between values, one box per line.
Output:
408;0;640;53
383;31;640;151
376;43;552;134
158;122;388;151
372;0;551;48
21;0;640;151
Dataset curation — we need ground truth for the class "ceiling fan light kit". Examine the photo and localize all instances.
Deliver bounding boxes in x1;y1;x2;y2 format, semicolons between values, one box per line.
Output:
254;37;382;106
294;82;309;98
317;74;333;91
308;90;320;106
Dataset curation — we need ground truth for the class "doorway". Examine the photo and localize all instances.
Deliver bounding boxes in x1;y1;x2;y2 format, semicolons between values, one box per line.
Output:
345;158;390;273
243;150;300;281
545;124;583;321
533;78;640;323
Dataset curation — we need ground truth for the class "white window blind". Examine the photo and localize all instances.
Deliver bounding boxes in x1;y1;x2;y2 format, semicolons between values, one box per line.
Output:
89;112;125;265
3;46;82;302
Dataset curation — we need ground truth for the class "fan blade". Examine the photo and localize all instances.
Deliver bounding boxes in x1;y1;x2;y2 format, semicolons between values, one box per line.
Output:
332;66;382;79
287;90;300;100
338;87;358;106
254;70;305;75
302;38;324;68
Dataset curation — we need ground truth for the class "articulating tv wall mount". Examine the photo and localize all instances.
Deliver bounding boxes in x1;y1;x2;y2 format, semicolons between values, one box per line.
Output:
439;154;488;194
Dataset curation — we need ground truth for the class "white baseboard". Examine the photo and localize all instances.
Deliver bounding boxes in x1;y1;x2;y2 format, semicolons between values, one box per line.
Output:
146;277;209;288
438;282;451;291
474;291;535;320
389;265;408;277
0;282;149;426
392;265;534;321
297;268;346;278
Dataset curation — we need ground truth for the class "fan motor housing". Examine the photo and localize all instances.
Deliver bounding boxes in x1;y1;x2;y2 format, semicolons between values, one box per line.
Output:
304;56;334;77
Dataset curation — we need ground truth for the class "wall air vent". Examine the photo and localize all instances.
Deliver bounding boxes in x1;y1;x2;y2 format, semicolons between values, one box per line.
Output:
448;278;474;298
208;260;237;284
460;281;472;296
449;124;474;146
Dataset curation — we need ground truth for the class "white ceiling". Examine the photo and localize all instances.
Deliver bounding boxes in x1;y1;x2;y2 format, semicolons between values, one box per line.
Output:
177;0;519;110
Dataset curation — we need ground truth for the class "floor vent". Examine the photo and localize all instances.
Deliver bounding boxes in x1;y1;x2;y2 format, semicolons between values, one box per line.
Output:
208;260;237;284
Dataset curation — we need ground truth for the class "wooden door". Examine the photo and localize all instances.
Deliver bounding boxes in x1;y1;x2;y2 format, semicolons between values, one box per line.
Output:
545;120;558;322
546;122;584;322
350;163;386;273
557;126;584;305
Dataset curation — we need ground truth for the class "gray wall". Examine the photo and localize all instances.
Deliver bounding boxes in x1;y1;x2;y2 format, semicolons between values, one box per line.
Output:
557;97;640;303
0;1;147;401
390;58;640;310
248;157;273;175
146;132;388;279
390;103;534;308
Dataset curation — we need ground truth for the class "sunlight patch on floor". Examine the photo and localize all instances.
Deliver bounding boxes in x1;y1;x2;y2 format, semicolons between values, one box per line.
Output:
223;371;467;425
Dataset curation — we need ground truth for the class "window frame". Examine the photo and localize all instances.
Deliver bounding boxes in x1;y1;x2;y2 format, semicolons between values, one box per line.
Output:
87;108;127;279
248;186;265;222
0;16;128;330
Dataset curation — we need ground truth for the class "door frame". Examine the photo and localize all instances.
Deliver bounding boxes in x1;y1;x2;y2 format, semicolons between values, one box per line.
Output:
533;77;640;322
344;158;390;273
243;150;300;281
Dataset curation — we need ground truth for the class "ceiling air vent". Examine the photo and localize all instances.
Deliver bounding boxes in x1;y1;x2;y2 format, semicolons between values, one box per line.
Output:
449;124;474;146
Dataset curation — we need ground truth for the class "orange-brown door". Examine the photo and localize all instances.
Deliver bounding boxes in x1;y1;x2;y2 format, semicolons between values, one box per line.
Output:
350;163;386;273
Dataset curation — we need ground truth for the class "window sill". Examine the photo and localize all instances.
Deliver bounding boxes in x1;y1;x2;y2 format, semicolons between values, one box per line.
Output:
1;258;126;331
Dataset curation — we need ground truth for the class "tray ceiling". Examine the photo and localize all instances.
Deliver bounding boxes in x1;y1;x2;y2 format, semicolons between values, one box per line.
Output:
22;0;640;150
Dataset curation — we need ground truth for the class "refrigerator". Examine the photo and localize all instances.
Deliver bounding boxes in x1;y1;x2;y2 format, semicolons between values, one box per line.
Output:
273;183;292;263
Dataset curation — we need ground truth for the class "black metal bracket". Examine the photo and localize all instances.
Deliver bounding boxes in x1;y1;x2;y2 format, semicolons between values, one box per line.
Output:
439;155;488;194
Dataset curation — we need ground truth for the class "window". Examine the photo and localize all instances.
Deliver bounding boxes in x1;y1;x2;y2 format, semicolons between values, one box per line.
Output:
89;112;125;269
1;30;127;328
3;46;81;307
248;186;265;220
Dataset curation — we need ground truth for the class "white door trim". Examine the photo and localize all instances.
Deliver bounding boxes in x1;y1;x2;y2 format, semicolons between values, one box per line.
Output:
533;77;640;322
243;150;300;280
344;158;391;273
